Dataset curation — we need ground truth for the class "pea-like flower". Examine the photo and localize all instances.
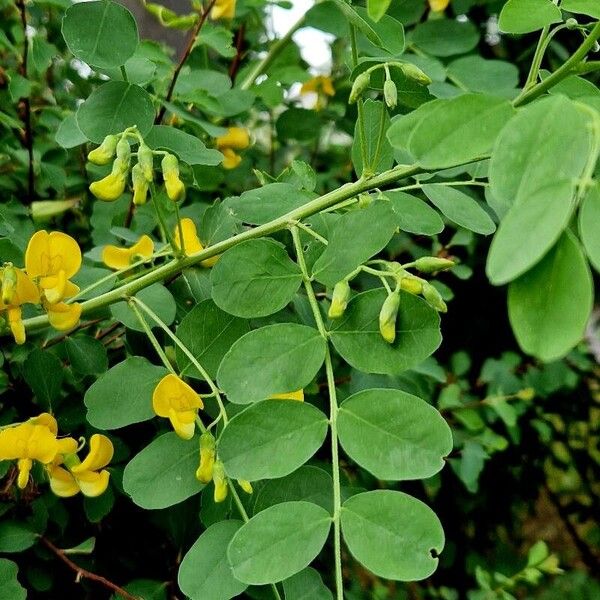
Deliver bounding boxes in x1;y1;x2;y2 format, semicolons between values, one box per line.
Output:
102;235;154;270
301;75;335;110
89;171;127;202
48;434;114;498
216;127;250;170
0;265;40;344
87;134;119;166
211;0;236;20
152;374;204;440
172;218;219;266
161;153;185;202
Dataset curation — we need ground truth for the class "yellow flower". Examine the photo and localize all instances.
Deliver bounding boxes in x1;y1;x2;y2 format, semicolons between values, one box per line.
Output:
46;301;82;332
301;75;335;111
48;434;114;498
152;374;204;440
211;0;236;20
173;218;219;266
25;230;82;305
270;390;305;402
89;171;127;202
1;266;40;345
216;127;249;170
429;0;450;11
102;235;154;270
195;432;216;483
212;460;228;502
161;154;186;202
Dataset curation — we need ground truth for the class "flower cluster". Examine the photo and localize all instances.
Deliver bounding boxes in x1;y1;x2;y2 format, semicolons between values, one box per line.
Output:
1;230;82;344
0;413;113;497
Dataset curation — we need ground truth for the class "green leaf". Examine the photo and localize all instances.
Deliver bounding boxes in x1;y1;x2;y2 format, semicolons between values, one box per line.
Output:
123;432;204;509
446;57;519;95
110;284;176;331
0;522;37;553
329;289;441;375
77;81;155;144
386;191;444;236
312;201;398;286
178;521;247;600
0;559;26;599
367;0;392;22
224;183;316;225
331;0;389;48
488;95;590;219
354;7;405;55
55;114;87;149
410;18;479;56
85;356;168;429
499;0;562;34
276;108;321;142
227;501;331;584
176;300;250;380
579;183;600;273
210;239;302;318
352;100;394;177
341;490;444;581
562;0;600;18
23;349;63;409
283;568;333;600
145;126;223;166
217;324;327;405
218;400;328;481
64;336;108;375
62;0;138;68
337;388;453;480
407;95;515;169
486;179;576;285
421;185;496;235
508;231;593;362
253;466;333;515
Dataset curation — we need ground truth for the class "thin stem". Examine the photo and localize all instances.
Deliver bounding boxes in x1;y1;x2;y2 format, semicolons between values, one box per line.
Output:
524;24;552;89
290;220;329;245
150;183;175;249
120;65;129;82
291;226;343;600
514;22;600;107
173;200;186;257
389;180;488;193
349;25;369;175
131;297;228;425
239;14;306;91
155;0;217;124
370;99;388;173
128;300;176;374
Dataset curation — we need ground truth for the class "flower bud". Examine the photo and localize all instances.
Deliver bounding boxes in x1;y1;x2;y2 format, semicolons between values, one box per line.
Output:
87;134;118;165
328;280;351;319
115;137;131;163
400;63;432;86
212;460;228;503
89;172;127;201
195;432;216;484
349;71;371;103
161;153;179;178
137;143;154;182
414;256;455;273
383;79;397;109
238;479;253;494
162;153;185;202
400;275;423;295
1;264;17;305
565;17;578;30
131;164;149;206
516;387;535;402
422;281;447;313
379;290;400;344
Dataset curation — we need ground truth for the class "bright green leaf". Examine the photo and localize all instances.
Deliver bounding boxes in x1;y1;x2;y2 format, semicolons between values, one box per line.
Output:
499;0;562;34
579;183;600;273
386;191;444;236
110;284;176;332
145;126;223;166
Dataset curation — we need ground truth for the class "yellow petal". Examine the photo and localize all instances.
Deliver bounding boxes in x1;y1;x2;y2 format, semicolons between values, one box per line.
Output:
216;127;249;150
165;174;186;202
102;246;134;270
168;408;196;440
429;0;450;11
153;373;204;418
25;230;82;279
29;413;58;435
131;235;154;260
24;230;48;277
7;306;25;345
321;76;335;97
0;426;21;460
47;302;81;331
270;390;304;402
48;232;82;278
221;148;242;170
48;465;80;497
27;424;60;463
75;469;110;497
41;270;67;304
211;0;236;20
89;172;126;202
173;218;204;256
71;434;114;473
17;458;32;489
56;437;78;455
62;280;80;300
13;269;40;305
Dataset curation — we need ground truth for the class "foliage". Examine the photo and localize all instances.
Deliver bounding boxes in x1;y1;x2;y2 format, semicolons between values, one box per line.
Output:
0;0;600;598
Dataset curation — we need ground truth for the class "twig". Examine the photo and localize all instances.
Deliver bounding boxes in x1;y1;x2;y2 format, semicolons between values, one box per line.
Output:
40;537;138;600
155;0;218;124
228;23;246;83
42;319;102;348
16;0;34;203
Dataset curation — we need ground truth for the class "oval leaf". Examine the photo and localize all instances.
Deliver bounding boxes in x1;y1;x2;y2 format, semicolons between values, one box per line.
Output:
227;501;331;584
217;324;327;404
341;490;444;581
579;183;600;273
218;400;328;481
386;191;444;236
499;0;562;34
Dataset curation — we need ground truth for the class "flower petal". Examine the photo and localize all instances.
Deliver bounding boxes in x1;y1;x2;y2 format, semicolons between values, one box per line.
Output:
221;148;242;170
49;232;82;278
216;127;249;150
75;469;110;497
270;389;305;402
47;302;81;331
25;230;49;278
48;465;80;497
17;458;32;489
71;434;114;473
173;219;203;257
102;245;133;270
168;408;196;440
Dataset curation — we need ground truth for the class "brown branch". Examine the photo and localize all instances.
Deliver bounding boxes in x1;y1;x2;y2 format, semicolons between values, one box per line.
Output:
155;0;218;124
42;319;102;348
40;537;138;600
228;23;246;83
16;0;34;203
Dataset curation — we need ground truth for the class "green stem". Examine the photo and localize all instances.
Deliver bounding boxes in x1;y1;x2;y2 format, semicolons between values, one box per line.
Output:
128;300;176;374
349;25;369;175
370;99;388;174
291;226;343;600
290;220;329;245
131;297;228;426
514;21;600;107
576;60;600;75
239;14;306;91
21;162;430;334
150;183;173;248
523;24;552;89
